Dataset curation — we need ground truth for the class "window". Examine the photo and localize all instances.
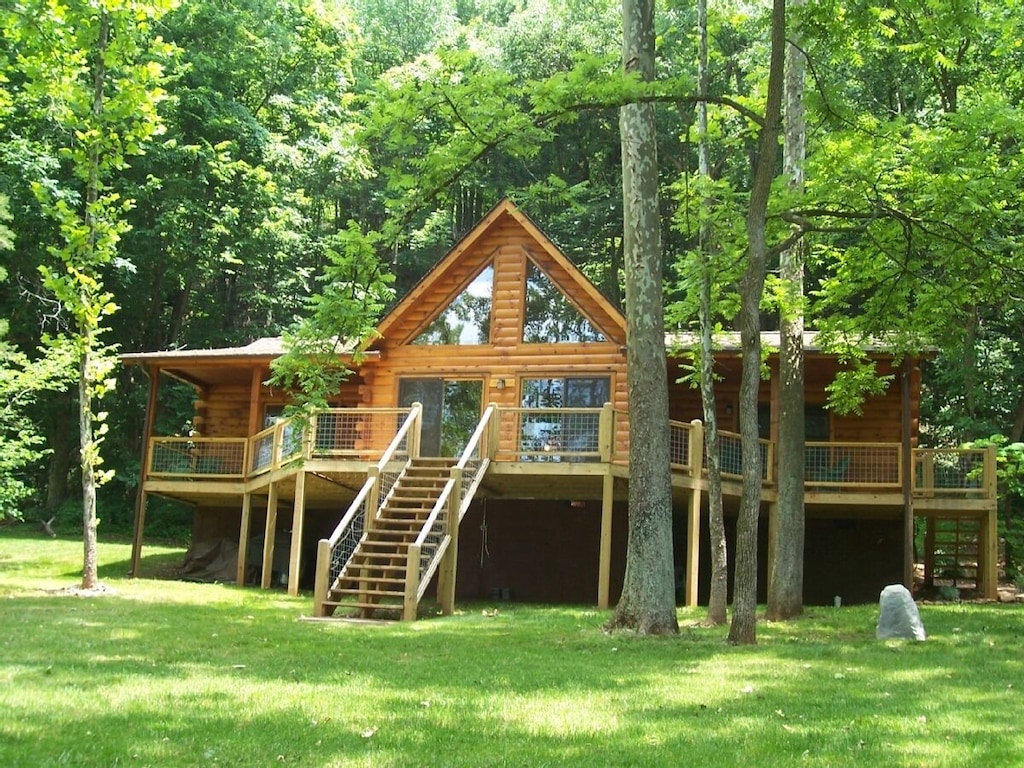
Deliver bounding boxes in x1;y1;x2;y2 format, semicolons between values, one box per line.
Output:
519;376;610;459
412;265;493;345
522;262;605;343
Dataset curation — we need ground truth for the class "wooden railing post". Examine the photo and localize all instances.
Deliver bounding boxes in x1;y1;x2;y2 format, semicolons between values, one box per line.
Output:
447;467;463;535
599;403;614;462
409;402;423;459
922;451;935;497
689;419;705;478
365;466;381;534
487;403;501;460
313;539;331;617
984;443;998;500
403;545;421;621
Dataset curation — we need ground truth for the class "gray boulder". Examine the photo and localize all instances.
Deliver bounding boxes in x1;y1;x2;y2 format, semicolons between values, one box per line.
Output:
876;584;927;641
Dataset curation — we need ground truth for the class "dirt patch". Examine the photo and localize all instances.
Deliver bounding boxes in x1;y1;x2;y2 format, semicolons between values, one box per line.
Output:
45;583;118;598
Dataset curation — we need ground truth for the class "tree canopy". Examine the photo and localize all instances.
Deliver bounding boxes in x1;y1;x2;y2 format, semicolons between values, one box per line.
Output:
1;0;1022;612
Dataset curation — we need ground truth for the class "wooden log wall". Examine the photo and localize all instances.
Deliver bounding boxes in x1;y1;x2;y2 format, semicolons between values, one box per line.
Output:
366;216;629;414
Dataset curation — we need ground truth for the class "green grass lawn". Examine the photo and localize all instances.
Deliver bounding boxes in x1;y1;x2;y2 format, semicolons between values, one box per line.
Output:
1;531;1022;767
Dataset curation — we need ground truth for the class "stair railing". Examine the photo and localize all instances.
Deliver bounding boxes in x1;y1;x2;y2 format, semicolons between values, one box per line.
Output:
402;403;497;620
313;403;422;617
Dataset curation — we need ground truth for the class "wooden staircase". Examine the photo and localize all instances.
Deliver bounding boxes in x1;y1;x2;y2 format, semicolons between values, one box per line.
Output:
321;457;456;619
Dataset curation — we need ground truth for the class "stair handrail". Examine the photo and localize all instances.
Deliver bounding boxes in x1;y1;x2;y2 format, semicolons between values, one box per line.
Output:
403;404;497;616
313;403;422;616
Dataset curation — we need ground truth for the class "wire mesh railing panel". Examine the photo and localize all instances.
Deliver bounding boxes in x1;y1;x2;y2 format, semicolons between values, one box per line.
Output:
506;408;603;462
249;430;276;474
668;421;691;468
417;506;447;584
806;443;900;488
914;449;988;496
711;433;771;481
150;438;246;477
718;432;744;477
311;409;410;458
330;508;365;583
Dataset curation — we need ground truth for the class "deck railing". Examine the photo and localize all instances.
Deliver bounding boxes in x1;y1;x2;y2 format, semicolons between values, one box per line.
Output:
313;404;422;616
913;447;996;499
495;405;609;462
146;406;997;502
148;437;248;478
805;442;902;489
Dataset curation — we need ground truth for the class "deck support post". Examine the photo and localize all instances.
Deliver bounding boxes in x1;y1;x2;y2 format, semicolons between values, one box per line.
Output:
130;491;149;578
980;444;999;600
261;482;279;589
923;517;936;588
598;472;614;609
313;539;331;617
980;507;998;600
130;364;161;578
685;488;701;607
403;545;421;621
288;471;307;596
236;492;253;585
437;468;463;615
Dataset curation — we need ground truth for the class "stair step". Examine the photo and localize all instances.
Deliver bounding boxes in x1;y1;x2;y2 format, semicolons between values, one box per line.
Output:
337;575;406;586
331;588;405;600
321;600;404;612
343;562;406;574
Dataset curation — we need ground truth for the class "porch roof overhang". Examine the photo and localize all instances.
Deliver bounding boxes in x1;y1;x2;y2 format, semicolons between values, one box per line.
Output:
120;337;377;389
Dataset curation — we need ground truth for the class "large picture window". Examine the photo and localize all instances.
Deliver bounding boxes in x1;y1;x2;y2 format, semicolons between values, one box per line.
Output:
413;265;493;345
522;262;605;343
519;376;610;459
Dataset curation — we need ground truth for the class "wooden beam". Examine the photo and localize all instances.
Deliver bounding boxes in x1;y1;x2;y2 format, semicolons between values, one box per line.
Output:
437;468;462;615
261;483;279;589
236;492;253;586
981;506;999;600
130;365;161;577
685;489;701;607
247;366;263;437
598;472;614;609
288;471;307;596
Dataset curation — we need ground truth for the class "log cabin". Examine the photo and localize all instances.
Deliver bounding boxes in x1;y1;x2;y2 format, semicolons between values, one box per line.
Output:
122;199;999;620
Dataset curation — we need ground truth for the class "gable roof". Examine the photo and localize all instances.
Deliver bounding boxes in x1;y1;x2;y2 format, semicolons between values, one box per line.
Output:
372;198;626;347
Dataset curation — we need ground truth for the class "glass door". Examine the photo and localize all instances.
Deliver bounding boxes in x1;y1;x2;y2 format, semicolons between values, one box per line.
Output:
399;378;483;457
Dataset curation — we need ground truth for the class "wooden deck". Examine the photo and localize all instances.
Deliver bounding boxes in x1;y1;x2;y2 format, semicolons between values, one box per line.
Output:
133;405;1000;609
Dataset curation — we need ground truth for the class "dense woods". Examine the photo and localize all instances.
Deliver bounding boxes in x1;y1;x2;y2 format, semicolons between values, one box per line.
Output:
1;1;1023;593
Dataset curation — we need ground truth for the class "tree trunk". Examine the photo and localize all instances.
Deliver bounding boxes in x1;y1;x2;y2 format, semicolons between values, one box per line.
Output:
728;0;787;645
79;8;109;591
80;344;99;590
697;0;727;626
607;0;678;636
767;0;806;622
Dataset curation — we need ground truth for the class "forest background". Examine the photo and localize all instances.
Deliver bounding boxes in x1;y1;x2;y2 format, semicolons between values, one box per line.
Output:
1;0;1023;580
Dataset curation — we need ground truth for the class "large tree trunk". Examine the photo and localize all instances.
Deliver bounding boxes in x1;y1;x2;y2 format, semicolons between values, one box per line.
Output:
767;0;807;622
607;0;678;636
697;0;728;626
728;0;787;645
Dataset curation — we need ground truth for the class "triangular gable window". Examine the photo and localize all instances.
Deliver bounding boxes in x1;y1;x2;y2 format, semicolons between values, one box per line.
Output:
522;261;605;343
412;265;493;345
